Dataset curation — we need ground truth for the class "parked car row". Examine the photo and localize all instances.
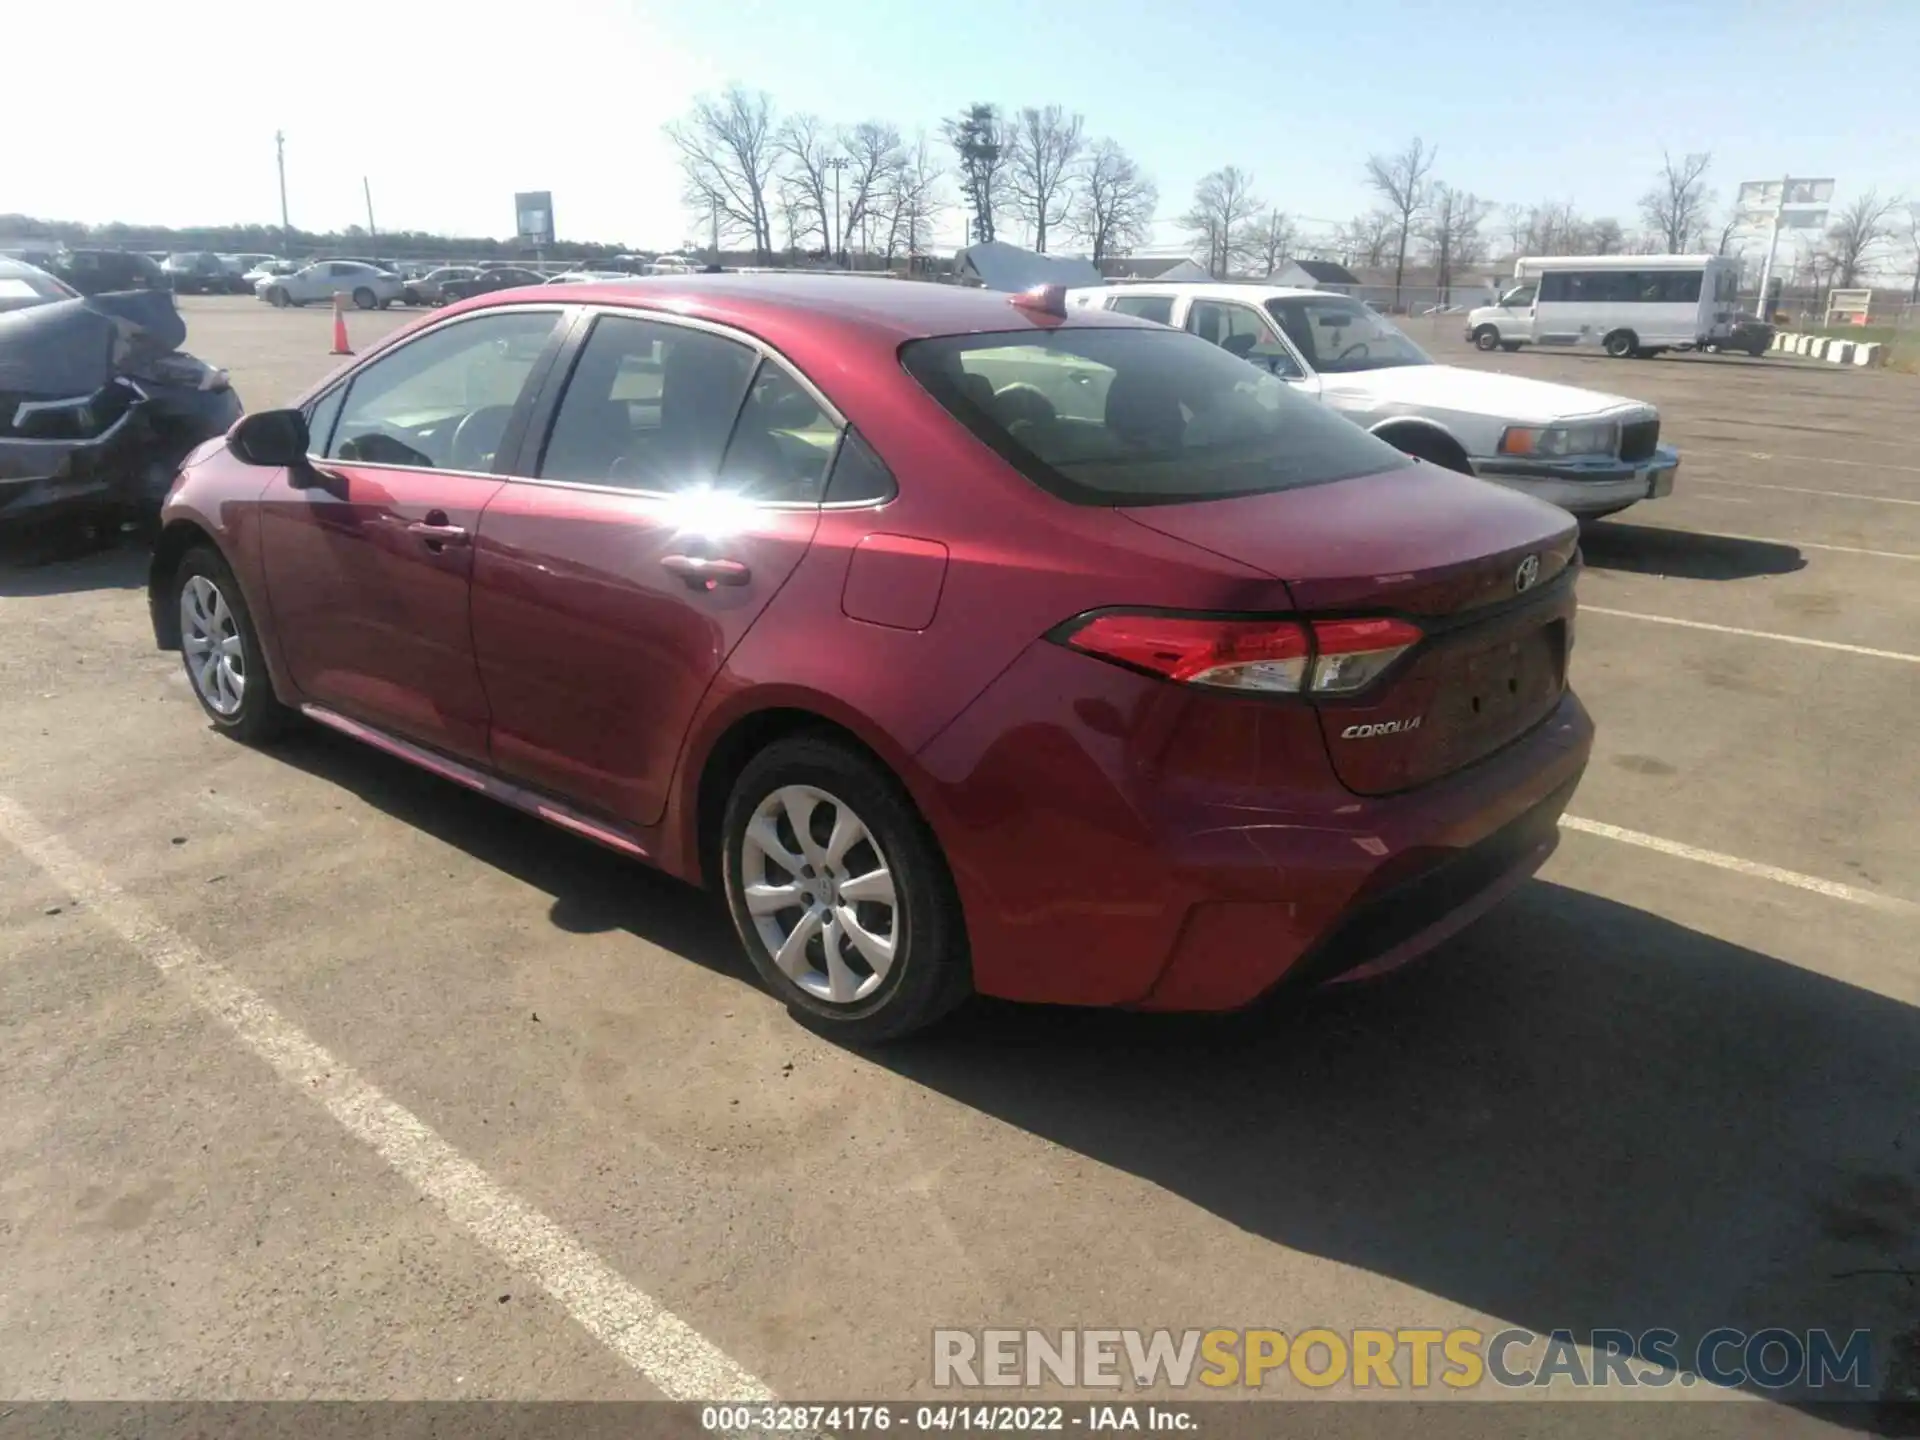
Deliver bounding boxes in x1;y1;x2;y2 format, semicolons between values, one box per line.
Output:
148;273;1595;1039
256;260;407;310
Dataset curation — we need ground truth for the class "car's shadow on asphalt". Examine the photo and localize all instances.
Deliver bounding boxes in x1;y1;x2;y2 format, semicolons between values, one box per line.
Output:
0;536;149;595
884;886;1919;1427
1578;520;1807;580
270;723;1915;1427
269;724;752;983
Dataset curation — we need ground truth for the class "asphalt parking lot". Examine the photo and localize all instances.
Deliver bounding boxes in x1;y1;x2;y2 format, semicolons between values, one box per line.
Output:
1;297;1914;1429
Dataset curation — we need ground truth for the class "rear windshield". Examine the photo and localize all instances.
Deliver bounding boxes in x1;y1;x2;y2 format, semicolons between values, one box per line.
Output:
900;326;1410;506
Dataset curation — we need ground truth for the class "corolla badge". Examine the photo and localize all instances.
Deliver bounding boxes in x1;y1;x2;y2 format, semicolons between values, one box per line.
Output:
1514;554;1541;593
1342;718;1422;739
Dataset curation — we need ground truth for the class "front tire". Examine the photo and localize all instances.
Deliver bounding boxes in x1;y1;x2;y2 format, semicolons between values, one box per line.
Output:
1473;325;1501;352
174;546;290;744
268;286;290;308
1604;329;1638;358
722;734;971;1042
352;286;376;310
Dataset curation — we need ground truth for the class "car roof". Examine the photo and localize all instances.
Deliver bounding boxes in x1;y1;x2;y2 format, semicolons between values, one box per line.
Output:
475;273;1157;343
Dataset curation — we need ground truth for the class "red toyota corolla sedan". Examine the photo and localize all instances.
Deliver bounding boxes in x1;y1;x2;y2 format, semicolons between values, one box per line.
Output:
148;275;1591;1039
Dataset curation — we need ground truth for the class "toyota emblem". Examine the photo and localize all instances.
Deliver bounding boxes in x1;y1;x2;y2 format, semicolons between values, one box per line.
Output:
1514;555;1541;593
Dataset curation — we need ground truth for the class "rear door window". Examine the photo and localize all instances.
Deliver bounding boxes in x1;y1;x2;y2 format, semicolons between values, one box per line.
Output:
717;361;843;503
901;326;1409;507
537;314;758;490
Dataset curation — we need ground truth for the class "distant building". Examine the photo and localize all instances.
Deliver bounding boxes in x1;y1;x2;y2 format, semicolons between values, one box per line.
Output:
1270;259;1362;289
1101;255;1212;282
954;240;1103;292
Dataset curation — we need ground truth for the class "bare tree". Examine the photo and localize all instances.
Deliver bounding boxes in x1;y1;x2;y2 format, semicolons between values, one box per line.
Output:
1072;138;1156;265
944;103;1011;245
1181;166;1262;277
1339;210;1395;269
1251;208;1298;277
666;87;779;263
1364;136;1436;308
1005;105;1085;253
841;121;905;267
1825;188;1902;288
1423;184;1491;304
1519;200;1589;256
1587;217;1626;254
1906;203;1920;303
1501;203;1531;258
1639;150;1713;252
774;112;835;259
883;132;947;270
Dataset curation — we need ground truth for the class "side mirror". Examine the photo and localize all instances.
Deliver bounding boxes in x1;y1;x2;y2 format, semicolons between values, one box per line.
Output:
229;408;310;467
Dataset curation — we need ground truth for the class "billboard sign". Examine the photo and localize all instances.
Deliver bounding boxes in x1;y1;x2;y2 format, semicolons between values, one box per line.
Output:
515;191;555;247
1736;179;1836;212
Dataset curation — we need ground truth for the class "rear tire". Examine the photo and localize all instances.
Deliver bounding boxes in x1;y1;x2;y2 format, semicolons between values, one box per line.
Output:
352;286;376;310
722;734;971;1042
1603;330;1638;359
1473;325;1501;352
173;545;291;745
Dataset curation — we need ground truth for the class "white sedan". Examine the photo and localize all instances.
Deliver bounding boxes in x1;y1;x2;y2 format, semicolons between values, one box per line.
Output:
255;261;404;311
1065;281;1679;519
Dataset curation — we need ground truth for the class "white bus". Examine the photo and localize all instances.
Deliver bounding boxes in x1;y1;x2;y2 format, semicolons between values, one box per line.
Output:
1467;254;1741;358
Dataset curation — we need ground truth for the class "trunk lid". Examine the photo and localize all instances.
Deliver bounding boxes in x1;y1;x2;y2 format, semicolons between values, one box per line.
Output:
1120;463;1580;795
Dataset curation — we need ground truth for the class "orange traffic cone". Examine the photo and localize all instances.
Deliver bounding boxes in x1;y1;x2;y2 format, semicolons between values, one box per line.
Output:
330;294;354;356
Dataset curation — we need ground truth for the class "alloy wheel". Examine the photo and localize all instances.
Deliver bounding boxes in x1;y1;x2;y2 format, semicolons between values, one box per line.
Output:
739;784;898;1005
180;574;246;717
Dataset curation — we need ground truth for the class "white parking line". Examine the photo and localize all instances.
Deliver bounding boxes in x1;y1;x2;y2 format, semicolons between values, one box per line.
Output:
1689;447;1920;477
1700;531;1920;562
1562;816;1918;916
1689;475;1920;506
1581;606;1920;664
0;791;773;1404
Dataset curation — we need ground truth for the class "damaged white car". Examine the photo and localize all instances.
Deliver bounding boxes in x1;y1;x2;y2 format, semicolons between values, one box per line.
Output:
1066;282;1678;519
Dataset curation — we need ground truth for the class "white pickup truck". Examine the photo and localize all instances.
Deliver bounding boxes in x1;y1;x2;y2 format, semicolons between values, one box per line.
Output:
1065;281;1679;519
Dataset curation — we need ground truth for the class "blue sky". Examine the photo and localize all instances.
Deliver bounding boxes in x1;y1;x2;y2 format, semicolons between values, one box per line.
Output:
13;0;1917;263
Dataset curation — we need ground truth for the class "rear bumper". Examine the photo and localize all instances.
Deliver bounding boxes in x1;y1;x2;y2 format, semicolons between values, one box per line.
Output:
1471;444;1679;515
1136;694;1590;1011
914;636;1594;1012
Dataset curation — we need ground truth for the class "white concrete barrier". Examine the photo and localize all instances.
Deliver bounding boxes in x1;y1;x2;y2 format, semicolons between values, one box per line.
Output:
1768;331;1888;367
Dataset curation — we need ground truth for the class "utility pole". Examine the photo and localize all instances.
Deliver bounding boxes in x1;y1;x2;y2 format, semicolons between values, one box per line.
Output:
709;196;720;268
826;156;849;267
363;177;377;254
275;131;290;254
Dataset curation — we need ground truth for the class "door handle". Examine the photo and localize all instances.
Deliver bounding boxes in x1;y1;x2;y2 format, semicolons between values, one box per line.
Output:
661;554;750;589
407;520;471;549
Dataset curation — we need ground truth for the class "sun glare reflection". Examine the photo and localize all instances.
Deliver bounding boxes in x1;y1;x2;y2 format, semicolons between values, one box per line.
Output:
663;484;758;543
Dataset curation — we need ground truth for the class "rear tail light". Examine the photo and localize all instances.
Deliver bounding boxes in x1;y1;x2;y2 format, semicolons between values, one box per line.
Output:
1057;612;1422;695
1307;617;1424;694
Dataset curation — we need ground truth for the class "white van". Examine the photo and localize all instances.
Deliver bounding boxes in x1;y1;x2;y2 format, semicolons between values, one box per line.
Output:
1467;254;1741;358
